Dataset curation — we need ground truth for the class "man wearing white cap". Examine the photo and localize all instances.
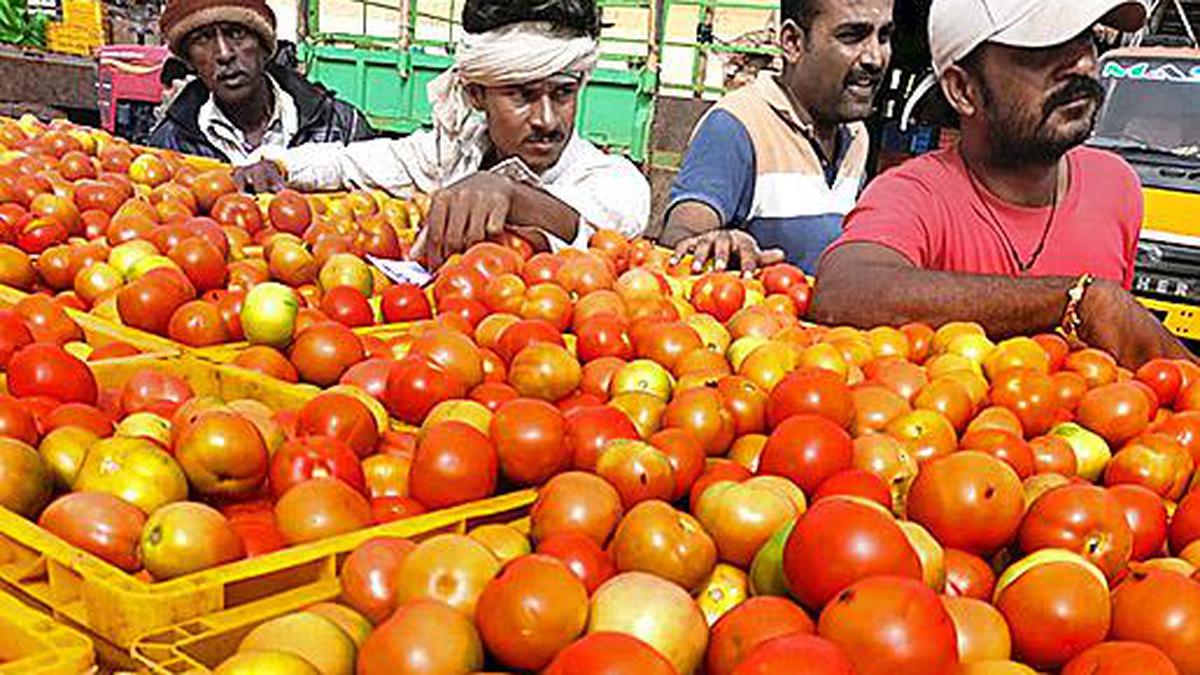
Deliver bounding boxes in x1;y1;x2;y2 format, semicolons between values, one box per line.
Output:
809;0;1192;366
233;0;650;269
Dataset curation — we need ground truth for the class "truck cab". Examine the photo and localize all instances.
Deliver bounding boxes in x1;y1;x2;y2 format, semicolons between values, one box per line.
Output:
1087;46;1200;349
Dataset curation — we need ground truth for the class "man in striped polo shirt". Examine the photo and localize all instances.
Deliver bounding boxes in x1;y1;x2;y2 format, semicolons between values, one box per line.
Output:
661;0;894;274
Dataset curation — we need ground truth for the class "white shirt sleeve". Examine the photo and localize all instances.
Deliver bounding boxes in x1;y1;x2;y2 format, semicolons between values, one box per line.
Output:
538;153;650;251
261;130;446;196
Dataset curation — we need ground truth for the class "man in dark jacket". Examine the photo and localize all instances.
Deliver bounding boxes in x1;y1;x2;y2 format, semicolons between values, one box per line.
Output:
148;0;374;164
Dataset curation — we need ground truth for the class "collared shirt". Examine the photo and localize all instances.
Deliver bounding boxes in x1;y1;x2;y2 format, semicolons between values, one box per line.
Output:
666;71;870;273
265;121;650;251
198;74;298;166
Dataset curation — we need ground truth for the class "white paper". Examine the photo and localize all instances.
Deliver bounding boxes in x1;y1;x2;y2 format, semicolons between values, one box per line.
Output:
366;255;434;287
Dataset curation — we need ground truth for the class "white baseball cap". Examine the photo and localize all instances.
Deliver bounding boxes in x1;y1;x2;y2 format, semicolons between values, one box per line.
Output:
929;0;1148;75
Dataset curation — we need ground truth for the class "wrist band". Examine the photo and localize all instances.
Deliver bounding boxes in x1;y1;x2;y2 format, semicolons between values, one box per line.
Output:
1057;274;1094;342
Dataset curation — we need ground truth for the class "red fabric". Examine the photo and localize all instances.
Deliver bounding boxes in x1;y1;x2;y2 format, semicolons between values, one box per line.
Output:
827;145;1142;289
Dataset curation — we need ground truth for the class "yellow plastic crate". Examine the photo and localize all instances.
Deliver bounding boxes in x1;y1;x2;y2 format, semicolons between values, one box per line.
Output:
131;508;533;674
0;591;94;674
0;352;536;648
45;0;105;57
1140;296;1200;343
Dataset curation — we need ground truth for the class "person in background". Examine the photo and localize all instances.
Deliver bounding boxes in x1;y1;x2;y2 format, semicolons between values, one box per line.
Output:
660;0;895;274
232;0;651;270
148;0;375;165
809;0;1190;367
155;56;192;124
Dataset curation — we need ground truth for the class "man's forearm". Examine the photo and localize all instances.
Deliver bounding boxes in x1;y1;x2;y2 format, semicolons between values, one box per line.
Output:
506;182;581;244
810;260;1075;338
660;201;722;246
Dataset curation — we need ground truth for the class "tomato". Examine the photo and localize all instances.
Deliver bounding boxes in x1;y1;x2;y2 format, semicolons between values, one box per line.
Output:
717;375;768;437
288;322;364;387
476;554;589;670
232;345;299;383
267;189;312;234
907;451;1024;555
850;385;910;437
1108;484;1169;562
563;406;640;471
1066;348;1119;387
1105;434;1193;500
0;396;37;445
996;559;1111;670
817;575;958;675
490;397;570;485
759;414;853;496
1110;569;1200;675
732;632;855;675
631;321;703;374
576;313;634;362
1062;641;1180;675
610;500;716;591
766;368;853;430
175;411;269;498
38;491;146;571
1156;411;1200;465
1170;491;1200;555
531;471;623;546
168;237;227;294
1030;435;1078;476
1018;483;1133;580
1078;382;1152;447
661;386;735;456
210;192;263;234
509;343;582;402
357;598;484;675
496;318;565;363
297;392;378;458
8;343;97;405
393;533;500;620
944;548;996;600
647;428;705;502
316;286;371;328
119;369;192;417
167;300;229;346
959;429;1036;479
555;253;615;297
536;532;616;594
268;436;366;499
690;273;746;322
991;369;1059;437
409;421;497;509
543;632;676;675
41;403;113;437
783;498;922;609
886;409;958;464
383;355;467;425
227;511;287;558
558;391;605;416
274;477;373;544
812;469;892;510
411;328;484;390
1138;359;1184;408
14;295;81;345
116;269;195;335
706;596;815;675
469;381;520;412
339;536;416;624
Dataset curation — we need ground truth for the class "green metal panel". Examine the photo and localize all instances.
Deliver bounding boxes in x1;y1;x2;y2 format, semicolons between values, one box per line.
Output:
299;0;657;161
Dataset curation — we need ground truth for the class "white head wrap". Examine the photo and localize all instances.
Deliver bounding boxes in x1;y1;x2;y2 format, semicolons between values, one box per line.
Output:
425;21;599;170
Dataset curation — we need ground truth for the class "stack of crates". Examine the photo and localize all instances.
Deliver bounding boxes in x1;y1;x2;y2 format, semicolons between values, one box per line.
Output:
45;0;106;57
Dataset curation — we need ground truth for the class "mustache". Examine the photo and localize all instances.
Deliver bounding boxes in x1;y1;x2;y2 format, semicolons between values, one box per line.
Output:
1043;75;1105;118
526;131;565;144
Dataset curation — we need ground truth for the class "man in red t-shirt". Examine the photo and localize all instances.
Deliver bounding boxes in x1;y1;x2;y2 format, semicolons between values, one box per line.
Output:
810;0;1191;366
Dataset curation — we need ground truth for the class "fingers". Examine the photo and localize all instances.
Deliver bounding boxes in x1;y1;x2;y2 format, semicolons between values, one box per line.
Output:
733;233;759;274
484;194;507;239
421;194;449;270
760;248;787;265
712;233;732;272
671;238;697;266
232;167;252;193
442;193;470;265
411;227;428;263
691;236;715;273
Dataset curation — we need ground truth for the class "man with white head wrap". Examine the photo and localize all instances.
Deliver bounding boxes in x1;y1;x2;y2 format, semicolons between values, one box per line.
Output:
234;0;650;269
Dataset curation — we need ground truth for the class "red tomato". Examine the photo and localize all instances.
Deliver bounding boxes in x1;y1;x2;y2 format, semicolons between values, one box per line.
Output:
380;283;432;322
409;421;498;509
383;355;467;425
732;632;855;675
432;262;487;304
759;414;853;496
565;406;640;471
168;237;227;294
689;459;753;509
320;286;374;328
943;548;996;600
339;536;416;624
1138;359;1184;408
531;471;624;547
783;498;922;609
119;369;192;417
357;599;484;675
760;264;807;295
496;318;565;363
8;343;97;405
339;358;395;399
817;575;958;675
167;300;230;346
811;469;892;510
1062;641;1180;675
959;429;1036;479
476;554;589;670
469;381;520;412
296;392;379;458
1109;485;1169;562
1018;483;1133;581
227;511;287;558
576;313;634;362
996;560;1111;670
1110;569;1200;675
490;398;570;485
767;368;853;430
1157;411;1200;465
1030;435;1078;476
288;322;365;387
991;369;1059;437
267;189;312;234
116;269;195;336
268;436;366;499
1169;490;1200;555
543;632;676;675
907;451;1025;555
371;496;426;524
648;428;706;502
662;386;736;456
690;273;746;322
536;532;616;594
1078;382;1153;447
0;395;37;445
0;309;32;369
232;346;299;383
38;491;146;571
40;402;114;437
707;596;816;675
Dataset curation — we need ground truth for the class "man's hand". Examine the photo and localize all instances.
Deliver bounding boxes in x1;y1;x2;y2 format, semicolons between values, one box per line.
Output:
1079;279;1195;367
232;160;287;194
413;173;514;270
670;229;785;274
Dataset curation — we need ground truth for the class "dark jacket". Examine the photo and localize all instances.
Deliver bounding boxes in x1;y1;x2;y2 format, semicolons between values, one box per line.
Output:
147;63;376;161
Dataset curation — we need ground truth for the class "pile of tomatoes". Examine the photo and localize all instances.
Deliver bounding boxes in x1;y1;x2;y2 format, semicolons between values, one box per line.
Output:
0;115;430;351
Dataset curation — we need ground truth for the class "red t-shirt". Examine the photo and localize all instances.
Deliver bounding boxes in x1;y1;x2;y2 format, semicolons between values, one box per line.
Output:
827;145;1142;289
